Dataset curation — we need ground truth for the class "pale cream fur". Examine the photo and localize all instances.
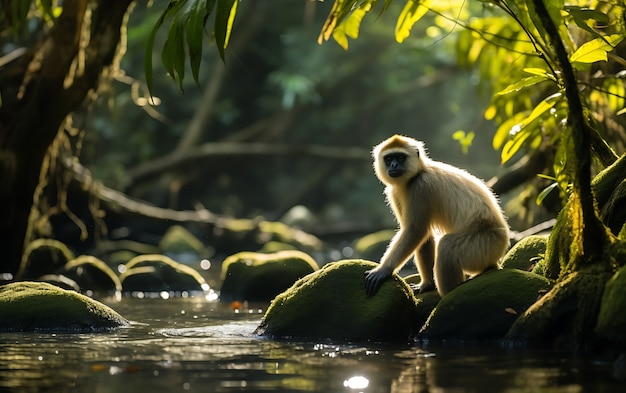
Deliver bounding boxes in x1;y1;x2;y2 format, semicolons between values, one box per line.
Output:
366;135;510;296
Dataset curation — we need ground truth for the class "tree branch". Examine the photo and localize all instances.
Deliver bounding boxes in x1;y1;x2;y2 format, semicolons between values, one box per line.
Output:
122;142;370;190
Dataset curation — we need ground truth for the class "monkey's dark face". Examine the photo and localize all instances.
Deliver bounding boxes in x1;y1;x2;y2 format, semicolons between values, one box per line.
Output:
384;152;407;178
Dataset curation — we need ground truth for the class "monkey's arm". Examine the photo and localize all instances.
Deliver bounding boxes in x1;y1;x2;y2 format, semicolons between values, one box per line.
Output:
364;225;427;296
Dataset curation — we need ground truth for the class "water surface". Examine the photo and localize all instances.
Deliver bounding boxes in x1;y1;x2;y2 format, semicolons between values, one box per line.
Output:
0;297;621;392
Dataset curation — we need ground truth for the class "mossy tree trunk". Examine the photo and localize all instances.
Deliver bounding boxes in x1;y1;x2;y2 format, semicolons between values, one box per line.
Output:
0;0;134;275
507;0;621;347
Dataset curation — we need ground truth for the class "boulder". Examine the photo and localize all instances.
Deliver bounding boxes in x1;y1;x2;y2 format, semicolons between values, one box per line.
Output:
159;225;207;263
63;255;122;294
220;250;318;302
403;273;441;329
0;281;128;332
18;239;74;279
501;235;548;272
120;254;209;294
419;269;551;340
353;230;395;261
254;260;419;342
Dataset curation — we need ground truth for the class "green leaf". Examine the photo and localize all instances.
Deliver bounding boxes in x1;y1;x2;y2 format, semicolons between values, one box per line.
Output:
145;0;187;96
522;68;557;81
492;112;526;150
565;6;609;42
537;174;557;181
319;1;377;45
332;3;372;49
536;182;558;205
570;34;625;64
495;93;561;163
395;0;430;44
496;75;550;95
520;92;561;128
501;127;533;164
185;0;208;86
214;0;237;62
162;5;188;90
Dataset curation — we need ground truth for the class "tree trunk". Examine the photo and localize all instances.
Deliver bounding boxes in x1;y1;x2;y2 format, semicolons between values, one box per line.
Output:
506;0;618;348
0;0;134;275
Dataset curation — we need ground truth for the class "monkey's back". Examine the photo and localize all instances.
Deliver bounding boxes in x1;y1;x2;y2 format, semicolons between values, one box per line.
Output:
413;159;508;235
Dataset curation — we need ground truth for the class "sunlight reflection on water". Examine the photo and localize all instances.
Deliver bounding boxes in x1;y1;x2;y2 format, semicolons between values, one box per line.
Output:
0;297;622;392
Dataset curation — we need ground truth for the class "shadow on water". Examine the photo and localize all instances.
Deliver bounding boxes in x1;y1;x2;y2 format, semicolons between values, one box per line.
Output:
0;297;622;393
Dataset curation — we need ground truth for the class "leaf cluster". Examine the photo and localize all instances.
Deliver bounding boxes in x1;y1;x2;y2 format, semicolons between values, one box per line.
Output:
444;0;625;205
145;0;237;93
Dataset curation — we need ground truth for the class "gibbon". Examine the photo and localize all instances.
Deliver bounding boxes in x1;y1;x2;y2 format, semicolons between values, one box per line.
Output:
364;134;510;297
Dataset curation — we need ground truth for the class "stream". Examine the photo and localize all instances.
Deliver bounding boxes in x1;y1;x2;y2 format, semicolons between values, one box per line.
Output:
0;296;622;392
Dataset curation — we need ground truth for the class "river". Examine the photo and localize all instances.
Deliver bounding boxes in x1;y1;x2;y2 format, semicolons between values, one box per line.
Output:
0;296;622;392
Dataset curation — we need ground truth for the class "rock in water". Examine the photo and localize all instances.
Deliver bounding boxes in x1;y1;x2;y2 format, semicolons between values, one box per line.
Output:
0;281;128;332
419;269;551;340
255;260;419;342
220;250;318;302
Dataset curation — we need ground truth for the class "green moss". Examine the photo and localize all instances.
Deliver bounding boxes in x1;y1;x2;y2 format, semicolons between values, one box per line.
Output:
0;281;128;332
254;260;419;342
595;265;626;347
353;230;395;261
420;269;552;340
414;291;441;330
531;259;546;276
220;250;318;302
507;265;612;347
502;235;548;272
159;225;206;255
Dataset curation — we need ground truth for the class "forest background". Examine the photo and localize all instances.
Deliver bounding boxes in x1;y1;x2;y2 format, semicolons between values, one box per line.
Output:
1;0;624;279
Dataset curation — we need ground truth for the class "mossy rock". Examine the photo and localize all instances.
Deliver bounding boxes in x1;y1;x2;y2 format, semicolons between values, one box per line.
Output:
257;241;298;253
531;260;546;276
254;260;419;342
353;230;395;261
159;225;206;258
501;235;548;272
0;281;128;332
402;273;441;329
63;255;122;294
414;291;441;330
120;254;208;294
419;269;551;340
220;250;318;302
17;239;75;279
595;265;626;347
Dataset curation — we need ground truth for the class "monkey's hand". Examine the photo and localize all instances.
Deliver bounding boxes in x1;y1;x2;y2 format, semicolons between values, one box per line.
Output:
364;266;392;296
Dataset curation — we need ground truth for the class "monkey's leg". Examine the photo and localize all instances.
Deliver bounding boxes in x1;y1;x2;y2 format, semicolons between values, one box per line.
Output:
414;236;436;293
434;233;466;296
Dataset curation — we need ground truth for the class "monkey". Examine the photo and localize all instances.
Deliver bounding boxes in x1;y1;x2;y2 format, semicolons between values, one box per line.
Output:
364;134;510;297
